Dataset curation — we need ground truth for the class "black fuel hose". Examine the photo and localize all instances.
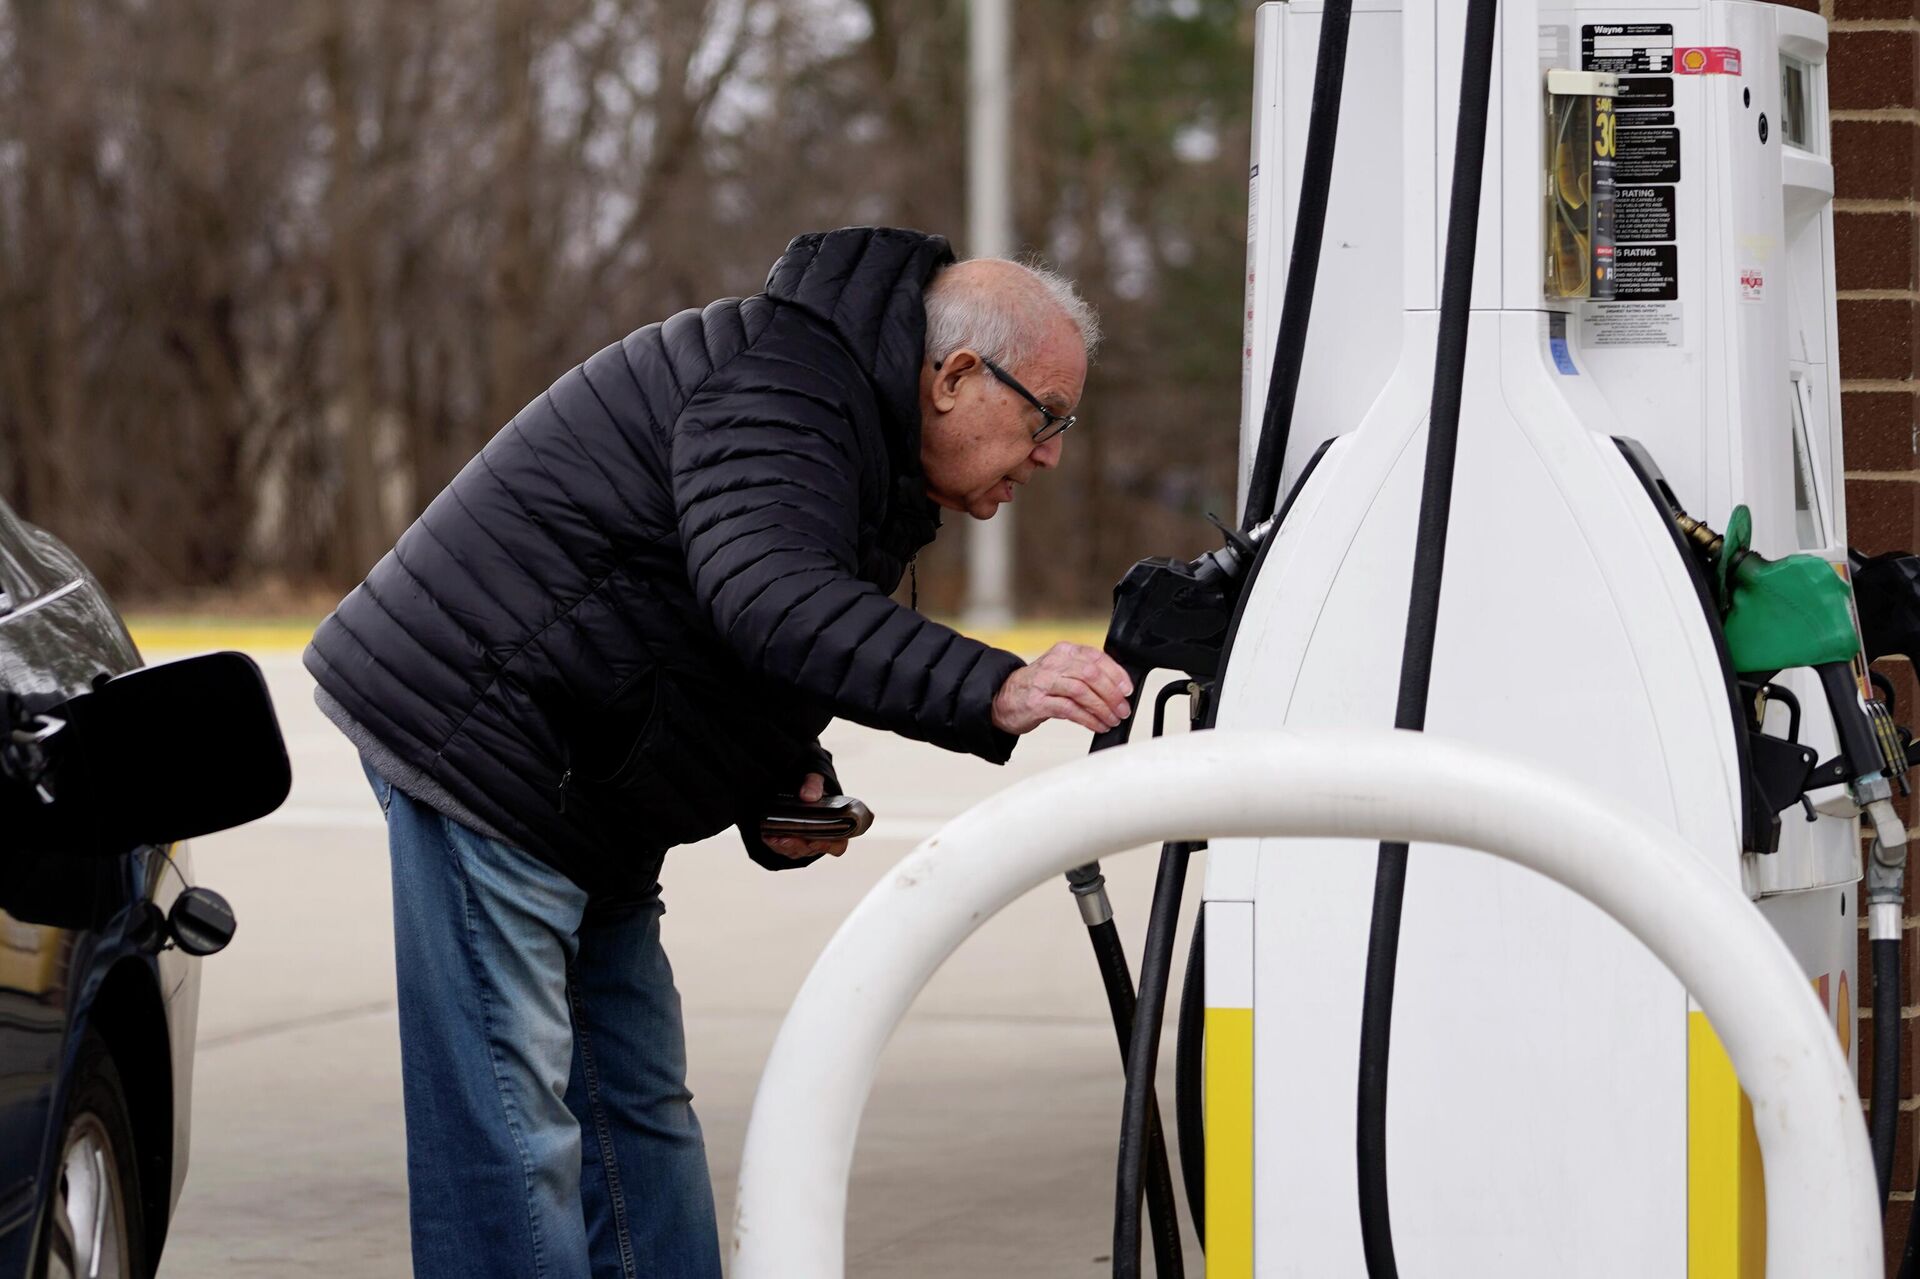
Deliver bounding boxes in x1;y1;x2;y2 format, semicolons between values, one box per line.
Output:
1874;936;1900;1207
1114;842;1196;1279
1356;1;1500;1274
1082;907;1188;1278
1174;913;1206;1234
1240;0;1356;531
1107;3;1362;1249
1069;664;1185;1279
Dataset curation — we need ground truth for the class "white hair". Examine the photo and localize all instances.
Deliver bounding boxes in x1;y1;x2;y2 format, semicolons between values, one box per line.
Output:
923;257;1102;370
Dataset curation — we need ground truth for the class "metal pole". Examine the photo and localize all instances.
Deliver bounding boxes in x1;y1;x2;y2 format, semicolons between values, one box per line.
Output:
965;0;1015;628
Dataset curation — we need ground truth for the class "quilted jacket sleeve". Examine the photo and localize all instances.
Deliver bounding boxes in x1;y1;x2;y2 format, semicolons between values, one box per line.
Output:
673;382;1024;764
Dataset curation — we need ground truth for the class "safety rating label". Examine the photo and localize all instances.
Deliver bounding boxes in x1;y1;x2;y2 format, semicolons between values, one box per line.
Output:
1581;302;1683;348
1615;186;1676;242
1613;245;1679;300
1582;24;1675;74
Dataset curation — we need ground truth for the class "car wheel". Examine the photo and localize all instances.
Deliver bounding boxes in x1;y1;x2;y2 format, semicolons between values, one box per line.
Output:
37;1029;146;1279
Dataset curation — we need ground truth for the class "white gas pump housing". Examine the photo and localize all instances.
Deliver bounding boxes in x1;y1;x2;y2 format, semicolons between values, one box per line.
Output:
1211;2;1857;1274
731;733;1878;1279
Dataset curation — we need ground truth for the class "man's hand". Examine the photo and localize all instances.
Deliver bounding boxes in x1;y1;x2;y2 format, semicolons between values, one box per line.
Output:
991;642;1135;735
762;772;851;860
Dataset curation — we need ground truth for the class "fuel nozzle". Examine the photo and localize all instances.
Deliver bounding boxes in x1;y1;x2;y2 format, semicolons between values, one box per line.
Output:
1674;504;1909;857
1863;728;1909;944
1814;662;1910;842
1088;518;1273;755
1102;517;1272;684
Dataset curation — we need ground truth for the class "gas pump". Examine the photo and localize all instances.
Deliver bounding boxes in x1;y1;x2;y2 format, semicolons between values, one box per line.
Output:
1198;1;1905;1273
727;1;1920;1274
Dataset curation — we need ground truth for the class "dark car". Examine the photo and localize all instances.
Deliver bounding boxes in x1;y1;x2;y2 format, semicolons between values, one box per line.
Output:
0;499;288;1278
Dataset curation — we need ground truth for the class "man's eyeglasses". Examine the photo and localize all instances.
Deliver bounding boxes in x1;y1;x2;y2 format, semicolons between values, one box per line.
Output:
982;357;1077;444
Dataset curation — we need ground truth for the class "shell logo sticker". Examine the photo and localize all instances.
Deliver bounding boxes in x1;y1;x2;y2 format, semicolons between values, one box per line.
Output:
1675;46;1742;75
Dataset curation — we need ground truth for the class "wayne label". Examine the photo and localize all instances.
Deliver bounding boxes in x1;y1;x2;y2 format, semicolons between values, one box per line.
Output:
1582;24;1675;74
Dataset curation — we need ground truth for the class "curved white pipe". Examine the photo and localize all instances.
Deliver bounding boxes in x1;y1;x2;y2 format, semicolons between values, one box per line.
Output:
730;730;1878;1278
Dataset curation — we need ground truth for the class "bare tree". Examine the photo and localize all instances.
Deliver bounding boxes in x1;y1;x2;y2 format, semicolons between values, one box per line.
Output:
0;0;1253;613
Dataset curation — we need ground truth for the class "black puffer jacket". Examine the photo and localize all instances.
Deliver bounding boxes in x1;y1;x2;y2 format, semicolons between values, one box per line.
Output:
305;227;1026;895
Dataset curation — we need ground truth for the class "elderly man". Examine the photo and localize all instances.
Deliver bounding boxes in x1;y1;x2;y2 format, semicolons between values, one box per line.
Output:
304;226;1132;1279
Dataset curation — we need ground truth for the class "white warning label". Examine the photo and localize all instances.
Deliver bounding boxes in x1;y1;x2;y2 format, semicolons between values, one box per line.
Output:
1581;301;1683;349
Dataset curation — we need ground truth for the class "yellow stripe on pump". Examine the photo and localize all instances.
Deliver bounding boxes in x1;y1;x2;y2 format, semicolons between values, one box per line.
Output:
1206;1005;1254;1276
1689;1011;1765;1276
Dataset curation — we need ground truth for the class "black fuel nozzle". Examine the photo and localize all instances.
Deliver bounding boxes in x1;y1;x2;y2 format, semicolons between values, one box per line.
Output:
1811;660;1910;856
1844;549;1920;935
1089;666;1154;755
1089;519;1270;754
1103;518;1269;681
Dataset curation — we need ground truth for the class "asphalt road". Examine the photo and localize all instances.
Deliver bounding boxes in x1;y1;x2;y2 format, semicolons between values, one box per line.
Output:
152;649;1201;1277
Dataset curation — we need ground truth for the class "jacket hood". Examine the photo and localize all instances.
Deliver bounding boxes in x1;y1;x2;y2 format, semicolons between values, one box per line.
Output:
763;227;954;467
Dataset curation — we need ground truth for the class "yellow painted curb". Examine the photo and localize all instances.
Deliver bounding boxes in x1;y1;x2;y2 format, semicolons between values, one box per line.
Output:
127;617;1108;659
958;621;1108;653
128;620;318;655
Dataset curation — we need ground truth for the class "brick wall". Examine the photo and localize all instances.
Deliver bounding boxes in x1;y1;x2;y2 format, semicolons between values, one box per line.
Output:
1782;0;1920;1271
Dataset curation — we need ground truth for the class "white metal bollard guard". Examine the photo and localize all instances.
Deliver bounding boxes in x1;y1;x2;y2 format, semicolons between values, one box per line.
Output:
729;730;1880;1278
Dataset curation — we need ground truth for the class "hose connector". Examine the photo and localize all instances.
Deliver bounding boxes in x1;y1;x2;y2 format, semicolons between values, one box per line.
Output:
1868;835;1909;942
1858;782;1908;853
1674;512;1724;560
1065;862;1114;927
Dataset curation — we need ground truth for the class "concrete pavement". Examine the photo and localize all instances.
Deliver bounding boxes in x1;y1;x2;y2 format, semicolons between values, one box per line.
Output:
153;650;1201;1276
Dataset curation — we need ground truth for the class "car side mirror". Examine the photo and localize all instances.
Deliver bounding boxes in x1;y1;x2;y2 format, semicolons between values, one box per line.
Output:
9;651;291;855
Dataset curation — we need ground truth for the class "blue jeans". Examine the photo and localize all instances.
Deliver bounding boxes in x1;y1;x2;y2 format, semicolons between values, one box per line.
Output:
366;761;721;1279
